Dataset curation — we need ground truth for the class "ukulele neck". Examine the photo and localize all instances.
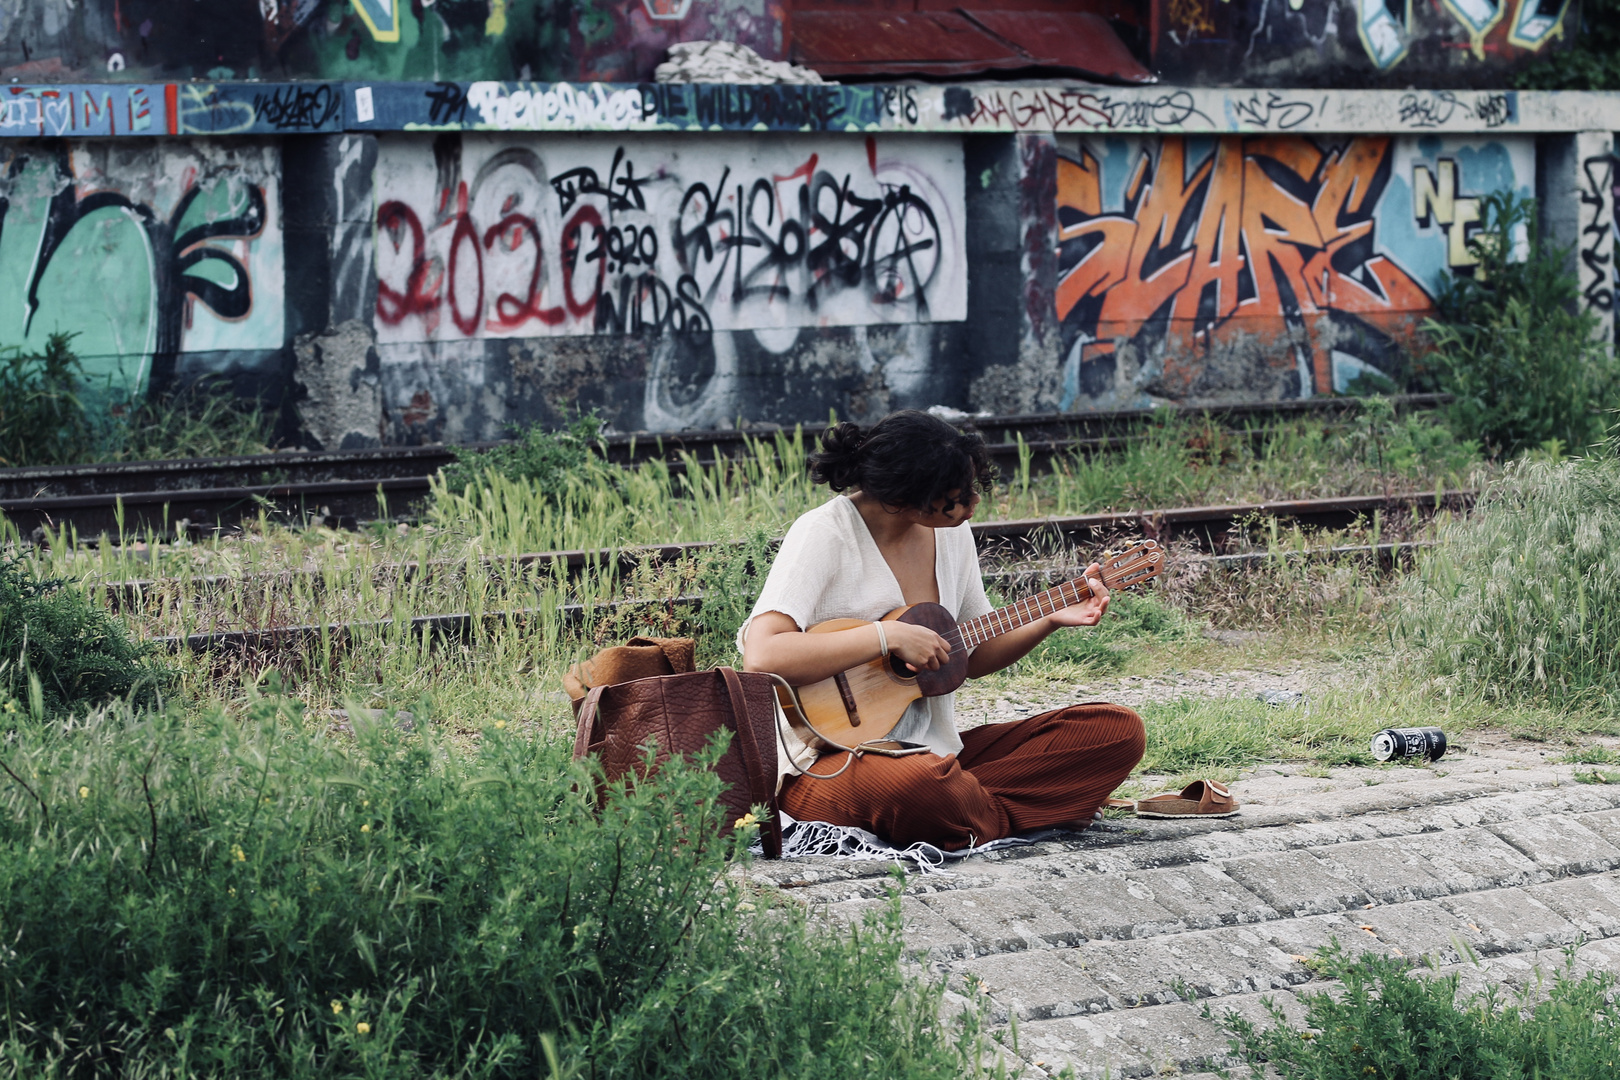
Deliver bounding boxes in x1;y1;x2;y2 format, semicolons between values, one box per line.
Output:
959;578;1095;647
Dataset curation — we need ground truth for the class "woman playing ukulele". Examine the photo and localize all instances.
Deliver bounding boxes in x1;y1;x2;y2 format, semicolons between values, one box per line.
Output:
740;410;1146;850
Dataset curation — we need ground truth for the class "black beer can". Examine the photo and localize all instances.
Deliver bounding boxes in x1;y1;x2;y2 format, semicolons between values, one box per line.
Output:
1370;726;1447;762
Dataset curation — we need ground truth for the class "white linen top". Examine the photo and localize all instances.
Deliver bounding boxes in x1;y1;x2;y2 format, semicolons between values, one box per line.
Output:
735;495;994;789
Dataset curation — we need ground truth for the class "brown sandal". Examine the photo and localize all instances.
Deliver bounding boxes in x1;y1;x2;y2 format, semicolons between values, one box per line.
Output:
1134;780;1240;819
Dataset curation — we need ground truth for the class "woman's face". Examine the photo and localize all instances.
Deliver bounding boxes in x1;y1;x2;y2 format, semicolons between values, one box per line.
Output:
912;486;980;528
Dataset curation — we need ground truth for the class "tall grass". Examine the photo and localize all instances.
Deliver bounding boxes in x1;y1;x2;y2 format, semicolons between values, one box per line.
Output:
1399;454;1620;710
0;698;1009;1079
0;333;272;467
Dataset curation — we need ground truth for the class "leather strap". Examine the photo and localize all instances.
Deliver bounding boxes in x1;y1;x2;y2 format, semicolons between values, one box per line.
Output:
718;666;780;858
573;683;608;760
718;666;767;803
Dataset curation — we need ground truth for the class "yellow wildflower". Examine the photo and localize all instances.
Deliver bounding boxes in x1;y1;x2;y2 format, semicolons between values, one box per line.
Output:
79;786;90;799
361;824;372;833
331;1000;344;1015
733;812;758;829
231;844;246;862
495;719;507;730
356;1022;371;1035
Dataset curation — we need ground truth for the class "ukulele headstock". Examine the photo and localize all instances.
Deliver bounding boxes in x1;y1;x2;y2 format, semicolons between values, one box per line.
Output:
1097;540;1165;591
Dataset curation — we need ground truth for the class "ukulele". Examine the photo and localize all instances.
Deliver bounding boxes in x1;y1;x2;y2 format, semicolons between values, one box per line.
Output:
775;540;1165;754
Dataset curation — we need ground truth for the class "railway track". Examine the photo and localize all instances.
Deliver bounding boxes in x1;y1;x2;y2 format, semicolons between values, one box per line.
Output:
151;539;1441;657
1;395;1448;539
111;490;1470;635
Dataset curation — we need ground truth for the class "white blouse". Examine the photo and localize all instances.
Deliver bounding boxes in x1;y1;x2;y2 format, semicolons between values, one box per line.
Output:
736;495;993;788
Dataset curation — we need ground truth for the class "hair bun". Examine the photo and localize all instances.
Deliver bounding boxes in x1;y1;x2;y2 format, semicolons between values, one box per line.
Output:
809;421;866;491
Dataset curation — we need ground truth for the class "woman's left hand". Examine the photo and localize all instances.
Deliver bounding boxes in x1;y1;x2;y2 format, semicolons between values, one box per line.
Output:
1047;562;1109;627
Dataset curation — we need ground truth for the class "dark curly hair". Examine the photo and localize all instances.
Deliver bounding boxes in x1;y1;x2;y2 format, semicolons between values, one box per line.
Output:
808;410;995;513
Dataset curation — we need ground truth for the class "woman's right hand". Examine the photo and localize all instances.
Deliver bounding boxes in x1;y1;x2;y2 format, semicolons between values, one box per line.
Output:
883;620;952;672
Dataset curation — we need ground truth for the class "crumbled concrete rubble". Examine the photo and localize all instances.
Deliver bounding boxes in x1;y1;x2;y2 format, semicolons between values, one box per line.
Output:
755;671;1620;1078
655;40;827;84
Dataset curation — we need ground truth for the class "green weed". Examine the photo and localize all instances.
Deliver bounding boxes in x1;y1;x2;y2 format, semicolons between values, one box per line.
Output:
1422;192;1619;458
440;414;610;499
105;375;275;462
1215;944;1620;1079
0;556;170;719
0;333;93;467
0;697;1008;1079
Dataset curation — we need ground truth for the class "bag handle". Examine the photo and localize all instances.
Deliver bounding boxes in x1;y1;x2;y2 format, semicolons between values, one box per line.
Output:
572;683;608;760
717;667;770;807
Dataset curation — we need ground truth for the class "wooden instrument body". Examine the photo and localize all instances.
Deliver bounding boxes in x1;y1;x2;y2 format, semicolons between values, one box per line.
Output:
783;603;965;752
774;540;1164;755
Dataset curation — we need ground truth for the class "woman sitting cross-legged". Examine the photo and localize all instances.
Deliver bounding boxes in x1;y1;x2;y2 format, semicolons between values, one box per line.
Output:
739;410;1146;851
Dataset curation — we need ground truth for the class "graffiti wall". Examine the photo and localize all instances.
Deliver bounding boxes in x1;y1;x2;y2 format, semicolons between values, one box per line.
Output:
0;0;782;86
1055;133;1534;408
1153;0;1574;88
371;133;965;345
0;140;283;397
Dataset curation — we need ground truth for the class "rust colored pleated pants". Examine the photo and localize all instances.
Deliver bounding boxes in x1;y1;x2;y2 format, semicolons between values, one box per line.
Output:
778;703;1146;851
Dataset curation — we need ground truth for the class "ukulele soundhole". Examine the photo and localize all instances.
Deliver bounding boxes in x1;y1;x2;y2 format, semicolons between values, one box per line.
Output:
895;603;969;697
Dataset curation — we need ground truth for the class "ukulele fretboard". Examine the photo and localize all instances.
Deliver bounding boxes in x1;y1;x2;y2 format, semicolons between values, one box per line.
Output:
958;578;1096;648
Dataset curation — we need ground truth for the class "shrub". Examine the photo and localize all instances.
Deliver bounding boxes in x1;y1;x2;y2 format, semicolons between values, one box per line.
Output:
0;557;170;719
1421;192;1619;458
0;699;1000;1079
1398;454;1620;710
0;333;93;467
440;414;610;498
0;335;273;466
106;375;275;462
1515;0;1620;90
1215;944;1620;1079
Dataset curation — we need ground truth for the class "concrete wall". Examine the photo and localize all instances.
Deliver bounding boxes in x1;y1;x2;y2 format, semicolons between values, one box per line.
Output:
1;82;1616;443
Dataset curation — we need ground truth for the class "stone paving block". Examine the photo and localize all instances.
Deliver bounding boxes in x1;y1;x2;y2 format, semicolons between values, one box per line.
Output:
1354;899;1491;964
920;886;1082;954
1490;816;1620;877
1404;827;1545;892
1026;872;1185;940
1220;849;1372;916
1439;887;1581;954
1525;872;1620;938
1009;1014;1148;1079
1014;1003;1233;1079
821;896;973;962
1574;807;1620;839
1202;987;1313;1035
1260;913;1392;968
1128;863;1279;928
1314;837;1455;902
955;949;1110;1022
1070;926;1303;1007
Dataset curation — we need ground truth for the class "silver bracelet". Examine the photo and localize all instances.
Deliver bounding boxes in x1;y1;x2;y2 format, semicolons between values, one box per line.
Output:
873;620;889;658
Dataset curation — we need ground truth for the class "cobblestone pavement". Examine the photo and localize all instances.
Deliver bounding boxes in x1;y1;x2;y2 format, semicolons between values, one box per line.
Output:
751;732;1620;1078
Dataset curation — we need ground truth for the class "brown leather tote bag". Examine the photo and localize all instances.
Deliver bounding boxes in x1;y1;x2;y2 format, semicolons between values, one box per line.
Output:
572;667;784;859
